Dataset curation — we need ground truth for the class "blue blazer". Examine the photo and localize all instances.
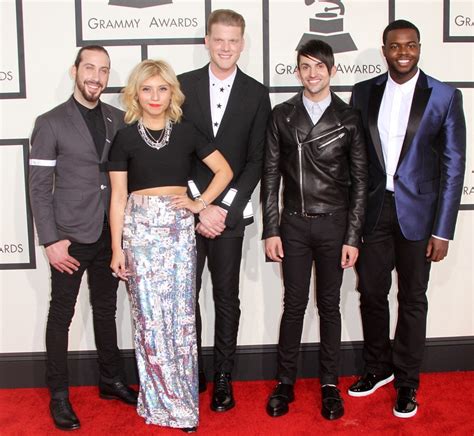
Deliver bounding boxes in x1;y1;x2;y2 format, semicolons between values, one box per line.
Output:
351;71;466;241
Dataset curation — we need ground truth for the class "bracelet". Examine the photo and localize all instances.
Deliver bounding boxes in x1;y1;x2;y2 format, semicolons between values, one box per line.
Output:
197;197;207;211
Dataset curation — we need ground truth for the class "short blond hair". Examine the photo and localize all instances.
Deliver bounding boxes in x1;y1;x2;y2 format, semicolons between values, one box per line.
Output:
207;9;245;35
122;59;184;124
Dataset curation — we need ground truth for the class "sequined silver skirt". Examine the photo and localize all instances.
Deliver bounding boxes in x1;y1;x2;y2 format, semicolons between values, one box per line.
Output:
123;194;198;428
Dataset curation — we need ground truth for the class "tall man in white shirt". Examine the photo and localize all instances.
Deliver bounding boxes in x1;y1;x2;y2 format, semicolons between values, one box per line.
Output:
178;9;271;412
348;20;466;418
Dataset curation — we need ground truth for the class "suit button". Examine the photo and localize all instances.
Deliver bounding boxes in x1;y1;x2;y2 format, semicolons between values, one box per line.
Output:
100;184;107;190
394;175;399;180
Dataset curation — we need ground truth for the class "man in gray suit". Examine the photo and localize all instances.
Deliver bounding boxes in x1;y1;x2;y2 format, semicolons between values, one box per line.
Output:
29;46;137;431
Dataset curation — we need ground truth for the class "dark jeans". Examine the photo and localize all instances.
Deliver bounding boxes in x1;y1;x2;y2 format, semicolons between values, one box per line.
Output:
356;192;431;389
195;234;243;374
277;211;346;386
46;224;121;397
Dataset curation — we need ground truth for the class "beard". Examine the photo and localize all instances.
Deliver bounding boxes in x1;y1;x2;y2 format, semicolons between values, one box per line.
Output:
76;79;103;103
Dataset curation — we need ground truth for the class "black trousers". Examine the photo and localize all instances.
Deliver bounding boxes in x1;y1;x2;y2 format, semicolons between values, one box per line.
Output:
46;224;122;397
356;192;431;389
277;211;346;386
195;234;243;374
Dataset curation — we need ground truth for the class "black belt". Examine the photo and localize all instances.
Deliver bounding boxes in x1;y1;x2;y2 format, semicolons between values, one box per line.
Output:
287;211;333;219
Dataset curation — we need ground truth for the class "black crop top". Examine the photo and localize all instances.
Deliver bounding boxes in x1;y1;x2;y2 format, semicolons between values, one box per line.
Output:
108;120;215;193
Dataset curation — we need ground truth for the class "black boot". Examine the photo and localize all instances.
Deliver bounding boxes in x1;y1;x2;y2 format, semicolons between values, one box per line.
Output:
321;385;344;420
211;372;235;412
99;380;138;405
50;398;80;431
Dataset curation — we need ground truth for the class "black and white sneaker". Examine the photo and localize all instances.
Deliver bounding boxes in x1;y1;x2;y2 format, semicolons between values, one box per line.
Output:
393;387;418;418
348;373;394;397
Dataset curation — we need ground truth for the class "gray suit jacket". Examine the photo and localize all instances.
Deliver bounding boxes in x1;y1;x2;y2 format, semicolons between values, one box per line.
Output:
29;96;125;245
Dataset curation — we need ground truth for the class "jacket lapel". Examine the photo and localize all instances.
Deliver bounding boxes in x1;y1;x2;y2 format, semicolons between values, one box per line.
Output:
397;71;432;167
100;103;115;163
368;76;386;170
286;92;316;143
66;97;97;156
305;92;344;141
195;66;214;139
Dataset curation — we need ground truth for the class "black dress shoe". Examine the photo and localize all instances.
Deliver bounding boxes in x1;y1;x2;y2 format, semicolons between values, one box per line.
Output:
348;372;394;397
321;385;344;420
99;380;138;405
393;387;418;418
199;371;207;393
181;427;197;433
211;372;234;412
50;398;80;431
266;382;294;417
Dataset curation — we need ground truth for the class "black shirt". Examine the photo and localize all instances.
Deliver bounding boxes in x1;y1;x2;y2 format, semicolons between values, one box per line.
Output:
108;119;215;193
74;98;106;158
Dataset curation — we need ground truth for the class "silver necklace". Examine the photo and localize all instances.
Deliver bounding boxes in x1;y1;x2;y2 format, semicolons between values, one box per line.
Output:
137;118;173;150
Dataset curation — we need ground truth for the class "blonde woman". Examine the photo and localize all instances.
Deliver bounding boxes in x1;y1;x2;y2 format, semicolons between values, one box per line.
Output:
108;59;232;432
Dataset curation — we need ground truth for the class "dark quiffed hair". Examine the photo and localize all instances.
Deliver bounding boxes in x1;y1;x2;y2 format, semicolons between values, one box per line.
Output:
297;39;334;71
383;19;420;44
74;45;110;68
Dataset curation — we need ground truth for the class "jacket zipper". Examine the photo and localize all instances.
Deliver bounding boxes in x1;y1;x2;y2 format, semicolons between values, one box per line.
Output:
317;132;346;149
294;125;345;214
301;125;345;146
295;130;305;214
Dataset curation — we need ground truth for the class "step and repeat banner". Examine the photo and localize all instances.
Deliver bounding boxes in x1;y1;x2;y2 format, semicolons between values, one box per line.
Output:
0;0;472;355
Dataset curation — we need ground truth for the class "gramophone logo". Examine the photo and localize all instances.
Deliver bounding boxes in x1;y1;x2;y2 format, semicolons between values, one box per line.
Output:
109;0;172;7
297;0;357;53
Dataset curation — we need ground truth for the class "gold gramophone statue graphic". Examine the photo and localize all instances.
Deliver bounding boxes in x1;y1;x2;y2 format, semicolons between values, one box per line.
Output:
297;0;357;53
109;0;172;7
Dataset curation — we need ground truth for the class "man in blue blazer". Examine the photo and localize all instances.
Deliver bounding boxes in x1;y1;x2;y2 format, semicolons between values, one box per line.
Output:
348;20;466;418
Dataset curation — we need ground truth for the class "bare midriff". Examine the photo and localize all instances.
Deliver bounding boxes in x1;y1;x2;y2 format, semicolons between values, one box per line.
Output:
132;186;187;196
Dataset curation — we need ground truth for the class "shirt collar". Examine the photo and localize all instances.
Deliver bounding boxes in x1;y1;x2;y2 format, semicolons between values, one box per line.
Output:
387;69;420;95
73;96;102;116
208;65;237;87
302;92;332;114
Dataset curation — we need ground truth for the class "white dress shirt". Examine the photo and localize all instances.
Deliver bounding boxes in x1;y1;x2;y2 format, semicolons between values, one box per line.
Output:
302;93;332;125
377;70;419;192
209;66;237;136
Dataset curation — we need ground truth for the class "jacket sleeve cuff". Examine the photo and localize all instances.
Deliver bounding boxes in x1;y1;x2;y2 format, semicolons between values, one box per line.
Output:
344;234;360;248
262;228;280;240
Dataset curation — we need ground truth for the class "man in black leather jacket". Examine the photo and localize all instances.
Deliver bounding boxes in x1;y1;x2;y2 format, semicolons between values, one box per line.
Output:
261;40;367;421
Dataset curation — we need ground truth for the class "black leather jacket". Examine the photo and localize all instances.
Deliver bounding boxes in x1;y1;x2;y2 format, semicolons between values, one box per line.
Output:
261;91;368;247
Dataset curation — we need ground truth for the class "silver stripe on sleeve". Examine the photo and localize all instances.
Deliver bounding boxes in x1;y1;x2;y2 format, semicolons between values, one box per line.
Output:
29;159;57;167
222;188;237;206
243;200;253;219
188;180;201;198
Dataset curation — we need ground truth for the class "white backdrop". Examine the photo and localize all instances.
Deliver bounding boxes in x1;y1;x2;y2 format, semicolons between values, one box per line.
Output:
0;0;473;356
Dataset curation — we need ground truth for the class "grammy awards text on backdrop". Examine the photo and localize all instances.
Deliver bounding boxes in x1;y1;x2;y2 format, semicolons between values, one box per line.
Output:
0;72;14;81
0;244;24;254
87;16;198;29
274;63;383;75
454;15;474;27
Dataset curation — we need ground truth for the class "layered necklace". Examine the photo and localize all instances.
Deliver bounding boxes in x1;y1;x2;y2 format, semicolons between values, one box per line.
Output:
137;118;173;150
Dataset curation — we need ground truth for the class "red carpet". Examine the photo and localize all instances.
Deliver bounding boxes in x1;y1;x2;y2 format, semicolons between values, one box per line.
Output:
1;372;473;435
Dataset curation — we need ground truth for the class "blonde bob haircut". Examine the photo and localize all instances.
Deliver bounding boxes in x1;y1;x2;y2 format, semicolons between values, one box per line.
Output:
122;59;184;124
